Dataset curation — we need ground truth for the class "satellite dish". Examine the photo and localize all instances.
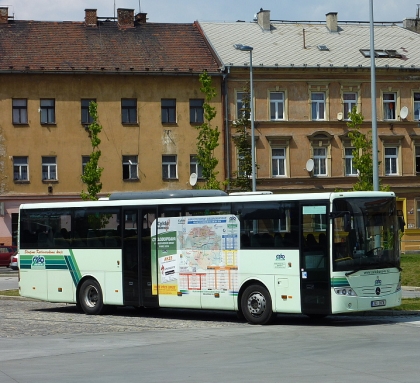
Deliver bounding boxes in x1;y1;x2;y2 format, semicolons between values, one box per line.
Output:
305;159;314;172
400;106;409;120
337;112;343;121
189;173;198;186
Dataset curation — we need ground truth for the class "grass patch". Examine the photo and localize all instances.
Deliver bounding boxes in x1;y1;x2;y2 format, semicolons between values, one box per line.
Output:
401;253;420;287
394;298;420;311
0;289;19;296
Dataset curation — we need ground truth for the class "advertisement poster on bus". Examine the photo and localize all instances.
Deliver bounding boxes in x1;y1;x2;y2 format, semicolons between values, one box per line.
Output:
151;215;239;296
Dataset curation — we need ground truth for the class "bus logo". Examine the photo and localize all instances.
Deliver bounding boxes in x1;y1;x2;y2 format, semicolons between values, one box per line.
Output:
276;254;286;261
31;255;45;268
375;277;382;286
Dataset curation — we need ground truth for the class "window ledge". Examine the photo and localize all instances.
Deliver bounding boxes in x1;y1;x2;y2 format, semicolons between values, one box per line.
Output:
162;123;178;127
13;123;29;127
163;178;179;182
122;123;139;126
42;179;59;183
14;180;30;184
41;123;57;126
123;178;140;182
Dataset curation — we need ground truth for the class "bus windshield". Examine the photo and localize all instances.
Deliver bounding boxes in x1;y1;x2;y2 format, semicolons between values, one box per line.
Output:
332;196;400;272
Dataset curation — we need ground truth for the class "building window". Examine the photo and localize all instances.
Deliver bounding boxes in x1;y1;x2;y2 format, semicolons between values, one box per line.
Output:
416;146;420;174
162;155;177;179
82;156;90;175
384;147;398;175
121;99;137;124
13;156;29;181
42;156;57;180
12;99;28;124
345;147;357;176
414;92;420;121
190;155;203;179
311;92;325;120
122;155;138;180
313;147;327;176
270;92;284;120
416;200;420;229
272;148;286;177
343;93;357;120
161;99;176;123
383;92;397;120
81;99;95;125
40;99;56;124
190;99;204;124
236;92;249;119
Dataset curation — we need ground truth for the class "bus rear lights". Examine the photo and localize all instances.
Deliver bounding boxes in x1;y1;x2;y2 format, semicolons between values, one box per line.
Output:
396;281;401;292
334;287;357;296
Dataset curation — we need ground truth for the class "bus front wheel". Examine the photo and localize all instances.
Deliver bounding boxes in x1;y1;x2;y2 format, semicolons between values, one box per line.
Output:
241;284;275;325
79;279;105;315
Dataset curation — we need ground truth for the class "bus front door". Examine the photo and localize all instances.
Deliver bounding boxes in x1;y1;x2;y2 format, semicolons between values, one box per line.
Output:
299;203;331;316
122;208;159;308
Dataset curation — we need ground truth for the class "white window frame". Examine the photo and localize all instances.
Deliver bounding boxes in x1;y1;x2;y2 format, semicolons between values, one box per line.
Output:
311;92;326;121
343;92;358;120
190;155;203;179
42;156;57;180
414;92;420;121
162;155;177;179
40;99;56;124
269;92;285;121
384;147;398;175
122;155;138;180
13;156;29;181
12;99;28;124
313;147;327;176
271;147;286;177
383;92;397;120
345;147;358;176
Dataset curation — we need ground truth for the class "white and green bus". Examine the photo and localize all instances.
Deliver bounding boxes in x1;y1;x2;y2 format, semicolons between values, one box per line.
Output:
18;190;404;324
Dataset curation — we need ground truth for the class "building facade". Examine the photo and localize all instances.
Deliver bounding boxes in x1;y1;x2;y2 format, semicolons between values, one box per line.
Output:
199;9;420;251
0;7;223;245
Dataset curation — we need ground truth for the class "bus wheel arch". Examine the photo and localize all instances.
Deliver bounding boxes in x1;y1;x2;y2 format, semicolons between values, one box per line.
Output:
77;277;105;315
239;280;275;325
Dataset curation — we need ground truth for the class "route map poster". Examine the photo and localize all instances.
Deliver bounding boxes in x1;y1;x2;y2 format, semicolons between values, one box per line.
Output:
151;215;239;296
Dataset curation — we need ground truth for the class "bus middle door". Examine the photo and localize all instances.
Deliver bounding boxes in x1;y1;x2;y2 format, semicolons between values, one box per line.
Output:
299;203;331;316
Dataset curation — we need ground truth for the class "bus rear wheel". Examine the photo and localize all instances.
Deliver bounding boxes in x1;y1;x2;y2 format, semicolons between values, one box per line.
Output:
79;279;105;315
241;284;275;325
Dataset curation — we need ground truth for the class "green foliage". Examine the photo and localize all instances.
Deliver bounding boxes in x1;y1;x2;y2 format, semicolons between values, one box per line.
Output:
81;102;104;200
195;71;222;190
230;83;253;191
347;107;389;191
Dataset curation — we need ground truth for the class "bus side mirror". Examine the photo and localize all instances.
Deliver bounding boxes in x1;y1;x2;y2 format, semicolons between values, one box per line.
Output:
397;210;405;233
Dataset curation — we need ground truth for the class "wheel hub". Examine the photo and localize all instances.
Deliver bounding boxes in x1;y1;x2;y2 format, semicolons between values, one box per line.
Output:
247;292;266;316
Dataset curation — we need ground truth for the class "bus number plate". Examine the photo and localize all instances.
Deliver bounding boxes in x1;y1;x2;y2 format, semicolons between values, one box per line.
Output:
371;299;386;307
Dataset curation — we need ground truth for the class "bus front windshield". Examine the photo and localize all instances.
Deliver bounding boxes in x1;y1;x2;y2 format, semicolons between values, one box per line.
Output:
332;197;400;272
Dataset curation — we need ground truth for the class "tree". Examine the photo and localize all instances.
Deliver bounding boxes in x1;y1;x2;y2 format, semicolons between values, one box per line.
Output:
230;83;254;191
195;71;222;190
347;107;389;191
81;101;104;200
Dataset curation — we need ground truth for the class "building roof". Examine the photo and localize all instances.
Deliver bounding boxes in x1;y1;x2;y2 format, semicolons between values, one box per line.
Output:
0;18;219;74
198;18;420;70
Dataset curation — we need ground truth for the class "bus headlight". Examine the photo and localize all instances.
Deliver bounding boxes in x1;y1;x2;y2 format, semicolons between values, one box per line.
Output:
334;287;357;296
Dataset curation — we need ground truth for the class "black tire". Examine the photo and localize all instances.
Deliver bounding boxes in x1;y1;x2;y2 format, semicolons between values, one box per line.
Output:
241;284;275;325
78;279;105;315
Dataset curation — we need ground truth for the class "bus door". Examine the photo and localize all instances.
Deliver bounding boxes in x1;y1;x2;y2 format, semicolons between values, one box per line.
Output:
122;208;159;308
299;202;331;316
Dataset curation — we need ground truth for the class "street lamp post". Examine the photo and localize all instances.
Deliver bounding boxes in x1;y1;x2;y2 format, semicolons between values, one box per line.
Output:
234;44;256;192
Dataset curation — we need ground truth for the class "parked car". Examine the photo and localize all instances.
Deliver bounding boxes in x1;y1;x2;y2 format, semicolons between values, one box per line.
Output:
9;251;19;270
0;245;17;267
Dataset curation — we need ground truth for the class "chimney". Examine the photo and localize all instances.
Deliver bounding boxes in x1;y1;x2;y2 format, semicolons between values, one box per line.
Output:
326;12;338;32
403;5;420;33
117;8;134;27
135;13;147;24
85;9;97;26
0;7;8;24
257;8;271;31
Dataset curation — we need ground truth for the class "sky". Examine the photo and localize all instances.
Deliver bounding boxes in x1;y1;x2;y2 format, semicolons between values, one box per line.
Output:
1;0;419;23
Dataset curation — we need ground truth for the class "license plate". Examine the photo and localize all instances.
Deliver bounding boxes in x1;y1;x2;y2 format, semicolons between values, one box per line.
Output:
371;299;386;307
